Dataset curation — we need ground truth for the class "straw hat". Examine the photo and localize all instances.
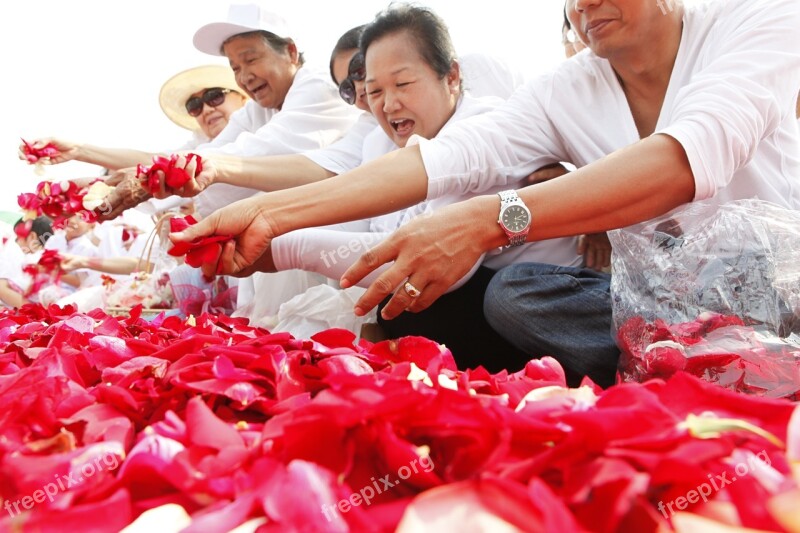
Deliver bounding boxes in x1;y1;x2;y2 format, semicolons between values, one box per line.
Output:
159;65;243;131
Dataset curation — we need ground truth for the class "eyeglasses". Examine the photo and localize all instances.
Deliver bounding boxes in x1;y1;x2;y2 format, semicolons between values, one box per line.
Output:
185;88;232;117
338;52;366;105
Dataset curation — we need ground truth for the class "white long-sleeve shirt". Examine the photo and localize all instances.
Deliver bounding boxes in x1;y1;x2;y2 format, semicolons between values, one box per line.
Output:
419;0;800;216
194;66;360;216
272;95;582;286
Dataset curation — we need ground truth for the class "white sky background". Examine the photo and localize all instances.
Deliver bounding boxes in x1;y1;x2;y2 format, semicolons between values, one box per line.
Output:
0;0;572;214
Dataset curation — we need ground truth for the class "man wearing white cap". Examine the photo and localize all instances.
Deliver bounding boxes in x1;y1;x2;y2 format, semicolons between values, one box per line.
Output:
187;3;360;323
189;3;359;217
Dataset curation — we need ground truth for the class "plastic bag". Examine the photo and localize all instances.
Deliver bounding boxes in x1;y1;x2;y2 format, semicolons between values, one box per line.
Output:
272;284;378;341
610;199;800;398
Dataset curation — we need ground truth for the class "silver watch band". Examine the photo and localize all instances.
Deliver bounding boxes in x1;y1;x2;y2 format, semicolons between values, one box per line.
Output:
498;190;518;206
507;234;527;246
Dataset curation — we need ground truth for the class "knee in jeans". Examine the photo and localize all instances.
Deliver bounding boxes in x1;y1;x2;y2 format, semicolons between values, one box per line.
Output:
484;271;537;332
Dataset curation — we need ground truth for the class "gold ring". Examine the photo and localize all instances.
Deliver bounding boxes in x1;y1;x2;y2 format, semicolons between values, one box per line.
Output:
403;281;421;298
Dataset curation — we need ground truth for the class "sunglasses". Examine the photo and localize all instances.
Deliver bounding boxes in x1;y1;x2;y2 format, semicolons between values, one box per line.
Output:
185;88;232;117
338;52;366;105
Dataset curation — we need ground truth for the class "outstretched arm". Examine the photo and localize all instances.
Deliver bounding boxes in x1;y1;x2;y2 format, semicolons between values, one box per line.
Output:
343;134;694;319
19;138;157;170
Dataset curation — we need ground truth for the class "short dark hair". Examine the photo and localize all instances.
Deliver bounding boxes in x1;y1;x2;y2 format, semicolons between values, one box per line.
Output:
15;216;53;243
361;4;457;82
222;30;305;66
329;25;366;83
563;7;572;31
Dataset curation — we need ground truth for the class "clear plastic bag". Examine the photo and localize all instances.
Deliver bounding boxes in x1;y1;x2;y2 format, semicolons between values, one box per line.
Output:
610;199;800;398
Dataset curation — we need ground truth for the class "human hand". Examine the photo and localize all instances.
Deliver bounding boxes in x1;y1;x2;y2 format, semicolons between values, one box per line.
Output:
168;195;279;279
94;168;152;222
342;198;497;320
578;232;612;271
147;153;213;199
525;163;570;185
60;254;88;272
18;138;80;165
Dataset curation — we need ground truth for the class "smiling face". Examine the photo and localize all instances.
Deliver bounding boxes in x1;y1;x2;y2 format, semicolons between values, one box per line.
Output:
190;88;247;139
64;216;92;242
332;49;370;113
16;233;42;254
565;0;664;59
223;33;299;110
365;31;460;148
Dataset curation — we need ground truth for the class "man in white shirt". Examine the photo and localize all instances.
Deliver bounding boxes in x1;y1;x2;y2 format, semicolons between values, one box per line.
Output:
189;3;359;217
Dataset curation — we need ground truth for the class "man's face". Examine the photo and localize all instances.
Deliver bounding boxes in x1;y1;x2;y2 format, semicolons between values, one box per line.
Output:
224;34;298;110
64;216;91;241
565;0;658;58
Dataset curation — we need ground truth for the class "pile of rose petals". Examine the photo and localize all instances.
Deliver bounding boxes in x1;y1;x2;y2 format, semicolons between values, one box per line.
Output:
167;216;232;270
20;138;60;164
17;180;103;229
618;312;800;400
137;154;203;195
1;304;799;532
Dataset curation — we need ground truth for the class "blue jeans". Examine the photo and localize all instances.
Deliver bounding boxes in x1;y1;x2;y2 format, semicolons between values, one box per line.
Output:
484;262;618;387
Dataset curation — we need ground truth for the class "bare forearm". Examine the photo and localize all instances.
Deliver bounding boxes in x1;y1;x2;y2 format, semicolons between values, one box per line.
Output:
213;154;335;191
267;146;429;235
477;134;697;250
85;256;142;275
75;144;157;170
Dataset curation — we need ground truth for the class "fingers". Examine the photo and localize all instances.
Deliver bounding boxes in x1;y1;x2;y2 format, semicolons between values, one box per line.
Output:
582;242;611;270
105;170;126;187
357;269;415;320
405;278;450;313
198;240;235;279
350;259;408;318
525;163;569;185
170;212;219;243
341;243;401;315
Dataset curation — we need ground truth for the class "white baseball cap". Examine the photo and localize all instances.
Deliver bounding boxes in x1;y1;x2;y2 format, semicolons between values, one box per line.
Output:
193;3;292;56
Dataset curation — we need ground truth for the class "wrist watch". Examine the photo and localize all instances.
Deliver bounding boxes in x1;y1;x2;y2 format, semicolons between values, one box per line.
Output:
497;190;531;247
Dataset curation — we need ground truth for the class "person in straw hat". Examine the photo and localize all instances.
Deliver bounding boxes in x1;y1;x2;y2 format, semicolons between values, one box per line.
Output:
159;64;248;150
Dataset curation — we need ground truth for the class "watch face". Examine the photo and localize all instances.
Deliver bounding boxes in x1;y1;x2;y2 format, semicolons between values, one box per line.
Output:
501;205;530;232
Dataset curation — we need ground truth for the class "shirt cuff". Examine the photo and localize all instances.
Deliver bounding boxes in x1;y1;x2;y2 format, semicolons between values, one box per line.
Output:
656;126;713;201
418;137;454;200
270;234;293;272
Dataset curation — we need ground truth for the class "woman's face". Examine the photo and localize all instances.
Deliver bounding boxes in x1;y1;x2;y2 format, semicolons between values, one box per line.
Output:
365;31;460;148
332;49;370;112
190;88;247;140
224;34;299;110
